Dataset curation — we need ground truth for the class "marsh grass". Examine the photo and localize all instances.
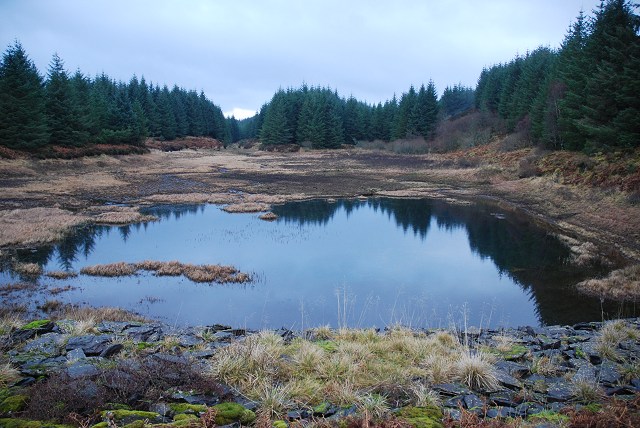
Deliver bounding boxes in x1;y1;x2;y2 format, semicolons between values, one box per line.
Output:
211;327;486;421
45;270;78;280
13;262;43;277
0;207;87;247
577;264;640;301
93;208;158;225
223;202;270;213
80;260;253;283
455;351;499;391
594;319;639;361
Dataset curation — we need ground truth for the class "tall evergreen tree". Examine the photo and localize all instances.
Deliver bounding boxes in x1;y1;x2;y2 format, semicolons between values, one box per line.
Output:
45;53;80;146
0;41;48;149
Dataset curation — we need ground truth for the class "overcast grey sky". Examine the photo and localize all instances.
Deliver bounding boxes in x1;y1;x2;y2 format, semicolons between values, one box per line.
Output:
1;0;602;119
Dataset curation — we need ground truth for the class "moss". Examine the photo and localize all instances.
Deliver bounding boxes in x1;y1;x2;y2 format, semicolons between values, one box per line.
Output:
313;402;330;414
482;344;528;360
581;403;603;412
103;402;131;411
0;419;72;428
91;423;109;428
20;320;51;330
122;421;146;428
527;410;569;424
134;341;153;351
0;388;10;403
169;403;207;414
273;420;288;428
396;406;443;428
575;346;587;359
101;409;160;421
173;414;199;421
0;394;28;414
316;340;338;352
213;402;256;425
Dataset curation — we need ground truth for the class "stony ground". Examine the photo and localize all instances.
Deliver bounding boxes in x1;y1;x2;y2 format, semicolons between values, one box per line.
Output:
1;317;640;427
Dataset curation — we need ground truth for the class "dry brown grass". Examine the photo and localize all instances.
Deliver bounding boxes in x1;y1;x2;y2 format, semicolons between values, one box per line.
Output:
0;207;88;246
0;282;37;296
93;210;158;225
13;262;43;276
80;262;137;277
259;212;279;221
50;304;148;324
210;327;470;416
223;202;271;213
45;270;78;280
576;264;640;301
82;260;253;283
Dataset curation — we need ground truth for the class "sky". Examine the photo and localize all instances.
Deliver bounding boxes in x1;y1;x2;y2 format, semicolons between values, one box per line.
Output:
0;0;602;119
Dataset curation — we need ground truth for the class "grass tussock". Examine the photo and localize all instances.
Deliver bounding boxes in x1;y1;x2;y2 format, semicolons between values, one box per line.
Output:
259;212;278;221
48;304;148;325
80;261;138;277
45;270;78;280
577;264;640;301
0;207;88;247
211;328;478;417
223;202;271;213
93;210;158;225
0;362;20;388
595;319;639;361
12;262;43;277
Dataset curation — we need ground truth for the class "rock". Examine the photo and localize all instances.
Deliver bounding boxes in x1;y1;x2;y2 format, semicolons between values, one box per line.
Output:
538;337;562;350
489;391;520;408
463;394;484;410
287;409;311;420
22;333;65;356
495;370;523;390
99;343;124;358
149;403;174;418
20;356;67;376
312;402;338;417
433;383;471;396
66;361;100;379
495;360;529;378
546;380;574;402
178;334;203;347
515;402;543;416
573;362;597;383
598;360;622;385
444;396;464;408
66;348;87;361
212;403;256;426
151;353;189;365
65;335;115;356
125;324;163;342
171;392;220;406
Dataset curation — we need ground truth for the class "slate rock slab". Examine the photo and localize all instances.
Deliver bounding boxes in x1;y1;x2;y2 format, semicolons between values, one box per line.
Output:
65;335;115;356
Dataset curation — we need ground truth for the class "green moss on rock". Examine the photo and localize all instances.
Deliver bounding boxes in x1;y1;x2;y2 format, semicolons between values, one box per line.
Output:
273;420;288;428
316;340;338;352
0;419;72;428
91;423;109;428
213;402;256;425
396;406;443;428
0;394;28;414
173;413;199;421
20;320;51;330
169;403;207;414
527;410;569;424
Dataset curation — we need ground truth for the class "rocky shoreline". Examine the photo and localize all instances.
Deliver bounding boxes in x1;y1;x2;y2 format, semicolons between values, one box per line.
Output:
1;317;640;427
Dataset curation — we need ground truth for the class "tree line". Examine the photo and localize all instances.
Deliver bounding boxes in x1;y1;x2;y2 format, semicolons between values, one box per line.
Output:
240;81;474;148
0;43;234;151
476;0;639;152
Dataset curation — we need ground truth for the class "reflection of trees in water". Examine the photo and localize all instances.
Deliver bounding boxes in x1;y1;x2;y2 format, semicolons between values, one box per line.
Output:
272;197;636;325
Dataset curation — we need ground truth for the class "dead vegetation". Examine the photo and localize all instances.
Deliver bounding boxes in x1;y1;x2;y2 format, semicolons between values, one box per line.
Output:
45;270;78;280
80;260;253;283
12;262;43;277
223;202;271;213
92;206;158;225
577;264;640;301
0;207;88;247
259;212;279;221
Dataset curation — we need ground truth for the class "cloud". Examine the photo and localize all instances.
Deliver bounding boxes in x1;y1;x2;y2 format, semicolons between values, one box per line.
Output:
0;0;602;113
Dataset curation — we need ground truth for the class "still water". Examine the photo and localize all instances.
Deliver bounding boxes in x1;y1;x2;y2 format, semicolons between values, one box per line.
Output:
2;198;634;329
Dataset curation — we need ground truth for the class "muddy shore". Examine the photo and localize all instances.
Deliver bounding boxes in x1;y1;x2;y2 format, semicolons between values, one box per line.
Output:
1;146;638;263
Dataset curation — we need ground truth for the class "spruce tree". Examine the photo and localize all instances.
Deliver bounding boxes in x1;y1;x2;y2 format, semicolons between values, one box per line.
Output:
45;53;80;146
0;41;48;149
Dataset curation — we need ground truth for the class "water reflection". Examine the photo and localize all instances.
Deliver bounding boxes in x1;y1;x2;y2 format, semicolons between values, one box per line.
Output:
3;199;635;328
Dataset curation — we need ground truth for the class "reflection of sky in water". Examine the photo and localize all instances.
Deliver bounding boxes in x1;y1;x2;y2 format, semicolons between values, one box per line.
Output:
3;199;630;329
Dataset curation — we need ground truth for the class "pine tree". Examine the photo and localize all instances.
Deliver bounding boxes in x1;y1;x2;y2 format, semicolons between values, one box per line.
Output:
45;53;80;146
413;81;439;139
0;41;48;149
